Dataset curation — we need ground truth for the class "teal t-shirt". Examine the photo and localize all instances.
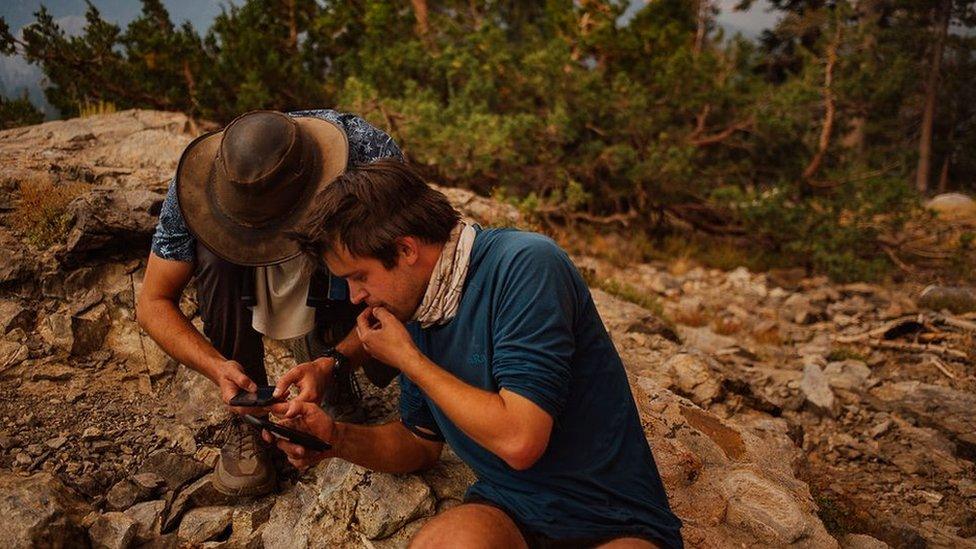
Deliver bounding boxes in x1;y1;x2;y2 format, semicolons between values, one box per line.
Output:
400;228;683;547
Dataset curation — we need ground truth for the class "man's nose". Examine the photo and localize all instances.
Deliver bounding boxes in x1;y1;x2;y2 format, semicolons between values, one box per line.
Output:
350;287;368;305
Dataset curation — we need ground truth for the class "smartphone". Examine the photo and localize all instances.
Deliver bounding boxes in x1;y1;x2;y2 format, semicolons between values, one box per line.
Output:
243;414;332;452
229;386;281;407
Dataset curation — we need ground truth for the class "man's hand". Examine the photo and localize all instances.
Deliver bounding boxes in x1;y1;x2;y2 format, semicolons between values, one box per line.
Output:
261;401;338;470
213;360;258;405
356;307;420;372
273;357;335;404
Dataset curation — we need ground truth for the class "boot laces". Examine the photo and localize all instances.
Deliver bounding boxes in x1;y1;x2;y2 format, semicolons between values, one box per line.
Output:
224;416;261;460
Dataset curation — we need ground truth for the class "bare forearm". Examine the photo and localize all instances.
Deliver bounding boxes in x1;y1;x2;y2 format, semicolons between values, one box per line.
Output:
334;328;394;381
138;297;223;381
355;307;550;470
334;421;441;474
400;353;521;460
334;328;368;367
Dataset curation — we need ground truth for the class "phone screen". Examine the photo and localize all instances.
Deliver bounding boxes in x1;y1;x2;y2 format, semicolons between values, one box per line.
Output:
230;386;278;407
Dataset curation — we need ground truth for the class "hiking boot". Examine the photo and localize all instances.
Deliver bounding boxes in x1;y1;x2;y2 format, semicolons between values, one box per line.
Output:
212;416;276;497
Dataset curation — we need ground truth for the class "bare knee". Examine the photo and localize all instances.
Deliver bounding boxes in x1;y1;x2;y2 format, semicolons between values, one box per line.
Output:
410;503;527;549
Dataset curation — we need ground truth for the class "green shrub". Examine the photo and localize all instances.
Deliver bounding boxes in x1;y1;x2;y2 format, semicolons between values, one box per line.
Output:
712;176;916;282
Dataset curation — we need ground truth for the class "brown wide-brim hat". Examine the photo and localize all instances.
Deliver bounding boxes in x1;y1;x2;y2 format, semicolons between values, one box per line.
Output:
176;111;348;266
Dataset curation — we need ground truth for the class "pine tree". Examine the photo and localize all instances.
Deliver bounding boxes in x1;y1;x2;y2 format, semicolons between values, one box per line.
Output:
0;92;44;129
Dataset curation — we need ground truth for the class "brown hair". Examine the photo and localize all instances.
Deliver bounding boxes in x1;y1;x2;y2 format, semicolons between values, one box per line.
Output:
289;159;461;268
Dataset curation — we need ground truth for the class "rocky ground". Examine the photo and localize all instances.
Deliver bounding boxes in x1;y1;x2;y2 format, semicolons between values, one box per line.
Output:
0;111;972;548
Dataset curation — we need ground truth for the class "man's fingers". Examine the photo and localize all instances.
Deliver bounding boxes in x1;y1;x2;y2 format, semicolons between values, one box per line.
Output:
356;306;372;323
373;306;394;321
269;399;308;419
285;399;308;419
356;307;375;334
295;383;316;403
268;402;292;418
273;367;302;399
230;369;257;392
275;438;306;458
288;456;314;470
220;387;237;405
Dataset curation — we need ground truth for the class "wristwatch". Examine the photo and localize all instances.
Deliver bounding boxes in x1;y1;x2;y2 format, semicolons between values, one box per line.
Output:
321;347;349;377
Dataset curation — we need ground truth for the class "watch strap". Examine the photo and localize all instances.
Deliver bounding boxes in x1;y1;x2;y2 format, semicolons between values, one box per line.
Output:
322;347;349;376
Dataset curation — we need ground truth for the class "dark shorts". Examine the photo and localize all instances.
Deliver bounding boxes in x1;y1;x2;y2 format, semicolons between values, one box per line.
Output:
463;494;662;549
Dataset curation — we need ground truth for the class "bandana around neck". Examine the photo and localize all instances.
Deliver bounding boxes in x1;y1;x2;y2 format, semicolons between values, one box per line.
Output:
411;222;477;328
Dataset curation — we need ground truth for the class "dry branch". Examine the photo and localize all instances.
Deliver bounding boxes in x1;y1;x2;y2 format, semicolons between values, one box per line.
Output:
688;116;754;147
802;20;841;181
534;206;638;227
834;314;925;343
925;355;958;379
936;314;976;332
867;340;968;359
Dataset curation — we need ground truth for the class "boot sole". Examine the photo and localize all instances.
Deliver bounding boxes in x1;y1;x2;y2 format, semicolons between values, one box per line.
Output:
210;469;277;497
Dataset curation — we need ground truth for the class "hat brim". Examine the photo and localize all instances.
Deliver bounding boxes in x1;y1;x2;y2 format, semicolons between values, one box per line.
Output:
176;116;348;266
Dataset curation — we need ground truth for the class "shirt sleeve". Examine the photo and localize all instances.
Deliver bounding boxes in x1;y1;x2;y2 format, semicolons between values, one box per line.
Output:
399;372;445;442
150;179;196;263
290;109;403;165
335;112;404;165
491;237;578;420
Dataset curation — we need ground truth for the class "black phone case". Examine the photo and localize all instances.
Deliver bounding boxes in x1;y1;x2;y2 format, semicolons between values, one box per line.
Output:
229;386;279;407
243;414;332;452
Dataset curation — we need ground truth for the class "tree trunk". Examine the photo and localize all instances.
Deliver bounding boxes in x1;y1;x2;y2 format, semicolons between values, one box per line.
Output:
803;20;841;181
694;0;711;56
286;0;298;53
411;0;430;39
843;0;881;153
938;154;950;193
916;0;951;194
181;59;199;112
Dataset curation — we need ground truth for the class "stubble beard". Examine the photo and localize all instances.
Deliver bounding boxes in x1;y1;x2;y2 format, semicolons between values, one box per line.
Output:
400;271;433;323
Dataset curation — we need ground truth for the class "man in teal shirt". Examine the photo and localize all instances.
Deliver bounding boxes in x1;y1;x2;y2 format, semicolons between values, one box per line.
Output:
267;160;683;548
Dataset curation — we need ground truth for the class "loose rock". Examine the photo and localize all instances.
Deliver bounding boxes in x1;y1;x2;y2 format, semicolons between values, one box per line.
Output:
71;302;111;356
841;533;891;549
88;512;137;549
800;361;835;415
139;451;210;492
106;479;150;511
124;499;166;543
662;351;723;405
720;469;816;545
0;301;32;334
918;285;976;314
177;506;233;544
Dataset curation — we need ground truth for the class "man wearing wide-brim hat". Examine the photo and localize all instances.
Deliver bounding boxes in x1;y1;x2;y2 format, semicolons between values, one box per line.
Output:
136;109;401;496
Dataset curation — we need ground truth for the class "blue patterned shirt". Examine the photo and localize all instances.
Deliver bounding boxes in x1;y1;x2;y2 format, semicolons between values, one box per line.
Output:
151;109;403;262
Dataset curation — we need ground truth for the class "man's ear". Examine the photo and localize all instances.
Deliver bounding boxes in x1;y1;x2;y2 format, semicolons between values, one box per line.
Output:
397;236;420;266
